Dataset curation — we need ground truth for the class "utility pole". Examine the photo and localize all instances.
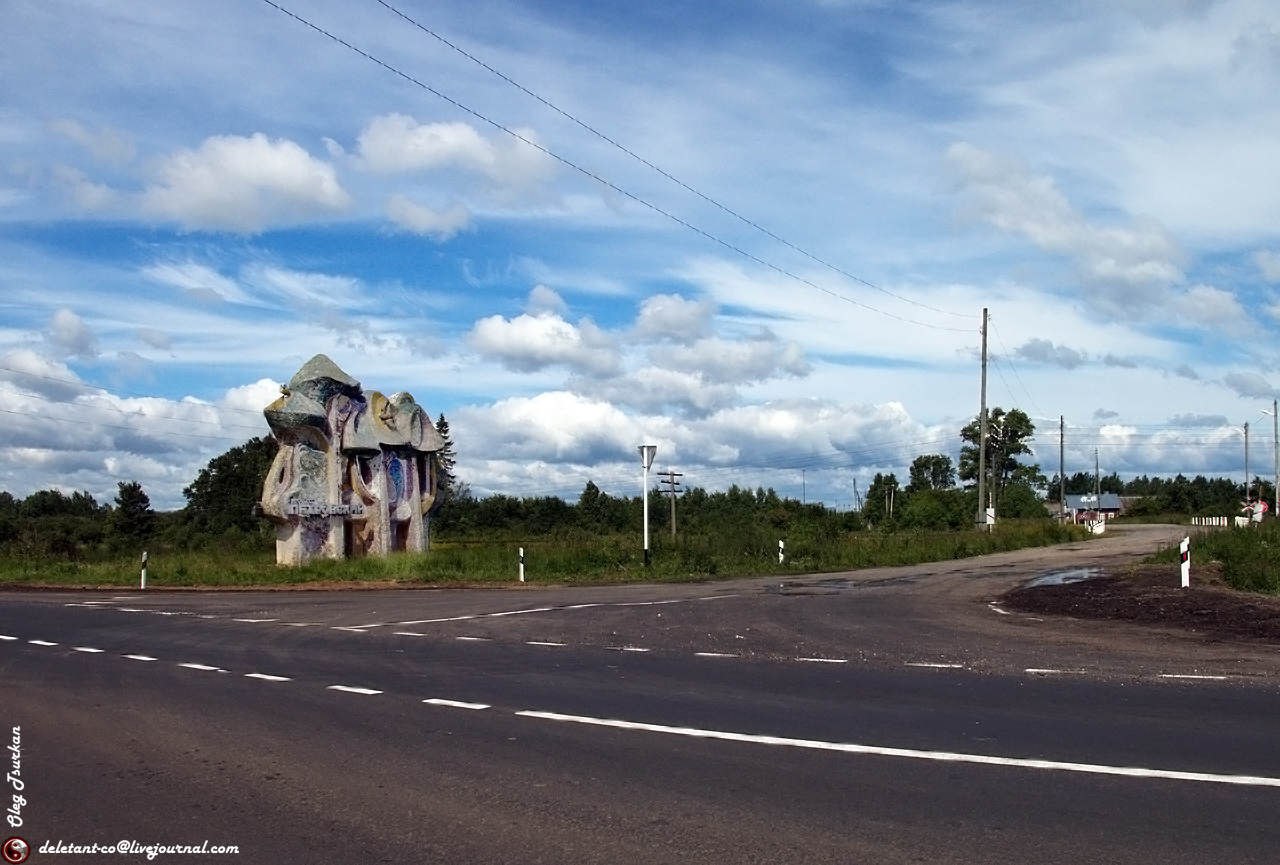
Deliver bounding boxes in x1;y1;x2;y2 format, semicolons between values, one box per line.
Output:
1244;421;1251;504
1059;415;1065;524
1094;448;1100;498
852;478;863;512
1273;400;1278;519
975;308;990;530
659;469;683;537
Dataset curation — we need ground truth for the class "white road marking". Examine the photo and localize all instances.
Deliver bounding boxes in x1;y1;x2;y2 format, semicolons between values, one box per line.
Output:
423;698;490;710
487;607;554;617
1026;669;1085;675
698;594;739;601
608;646;651;653
233;618;277;623
245;673;291;682
347;623;387;629
564;603;602;610
0;635;17;641
695;652;738;658
1159;674;1229;681
393;631;426;637
455;636;488;641
331;626;374;632
797;657;847;664
28;640;58;646
398;614;481;625
988;605;1011;615
118;608;147;613
196;615;220;620
282;622;316;627
516;711;1280;788
907;662;964;669
123;654;157;661
526;641;566;647
73;647;104;653
178;663;224;672
328;685;382;695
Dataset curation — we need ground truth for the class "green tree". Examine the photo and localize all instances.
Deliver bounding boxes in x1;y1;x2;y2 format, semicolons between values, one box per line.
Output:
182;436;279;532
113;480;155;542
434;413;457;504
958;408;1045;502
860;472;900;525
906;454;956;493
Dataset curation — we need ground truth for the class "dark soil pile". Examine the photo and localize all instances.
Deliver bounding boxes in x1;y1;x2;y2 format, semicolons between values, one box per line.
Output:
1001;564;1280;643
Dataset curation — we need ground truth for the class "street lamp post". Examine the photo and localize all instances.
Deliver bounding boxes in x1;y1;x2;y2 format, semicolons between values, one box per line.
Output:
638;444;657;566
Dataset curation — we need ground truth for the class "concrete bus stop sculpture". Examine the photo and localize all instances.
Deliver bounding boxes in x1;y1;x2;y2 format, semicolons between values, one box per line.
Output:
258;354;445;566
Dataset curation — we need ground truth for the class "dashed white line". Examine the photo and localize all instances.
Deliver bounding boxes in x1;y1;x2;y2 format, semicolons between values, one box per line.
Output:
423;698;490;710
487;607;554;618
695;652;738;658
515;711;1280;787
1159;674;1229;681
245;673;291;682
233;618;278;623
988;604;1011;615
123;655;157;661
331;626;374;632
526;641;566;647
1026;668;1085;675
394;631;426;637
0;635;17;641
455;636;488;641
73;647;104;653
907;662;964;669
28;640;58;646
328;685;382;695
178;663;224;672
797;657;847;664
608;646;651;653
283;622;316;627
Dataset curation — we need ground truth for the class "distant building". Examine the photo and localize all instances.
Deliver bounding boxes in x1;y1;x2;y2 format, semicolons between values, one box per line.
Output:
1065;493;1123;522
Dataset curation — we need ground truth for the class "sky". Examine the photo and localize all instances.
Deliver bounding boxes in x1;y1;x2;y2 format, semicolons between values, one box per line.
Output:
4;0;1280;511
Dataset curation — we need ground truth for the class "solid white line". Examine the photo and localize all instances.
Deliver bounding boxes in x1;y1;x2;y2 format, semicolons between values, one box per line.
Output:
233;618;278;623
423;698;490;710
29;640;58;646
487;607;554;617
348;623;387;629
331;626;374;632
245;673;291;682
564;603;602;610
907;663;964;669
328;685;382;695
515;711;1280;788
695;652;738;658
797;657;847;664
178;663;223;672
73;647;104;653
1159;674;1229;681
123;654;156;661
526;641;566;647
698;594;739;601
397;615;479;625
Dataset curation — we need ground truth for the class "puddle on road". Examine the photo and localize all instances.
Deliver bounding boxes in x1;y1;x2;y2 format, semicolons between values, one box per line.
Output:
1022;567;1102;589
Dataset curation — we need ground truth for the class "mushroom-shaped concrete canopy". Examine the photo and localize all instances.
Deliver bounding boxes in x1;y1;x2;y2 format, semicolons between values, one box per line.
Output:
265;354;363;432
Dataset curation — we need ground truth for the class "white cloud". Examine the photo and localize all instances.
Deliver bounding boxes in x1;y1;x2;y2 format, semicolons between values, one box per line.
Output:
142;261;257;305
136;328;171;351
649;332;810;384
1221;371;1277;400
525;285;567;316
469;312;621;377
384;194;471;239
355;114;555;196
140;133;351;232
631;293;715;344
1255;250;1280;282
51;165;117;210
48;119;134;165
46;308;97;360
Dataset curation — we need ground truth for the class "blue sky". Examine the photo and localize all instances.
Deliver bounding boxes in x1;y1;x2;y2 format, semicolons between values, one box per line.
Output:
4;0;1280;510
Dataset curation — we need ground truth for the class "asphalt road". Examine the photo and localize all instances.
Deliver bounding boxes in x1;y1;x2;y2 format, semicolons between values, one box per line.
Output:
3;525;1278;864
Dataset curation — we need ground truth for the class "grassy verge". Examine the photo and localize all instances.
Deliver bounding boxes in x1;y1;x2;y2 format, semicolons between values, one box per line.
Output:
1148;520;1280;594
0;520;1087;589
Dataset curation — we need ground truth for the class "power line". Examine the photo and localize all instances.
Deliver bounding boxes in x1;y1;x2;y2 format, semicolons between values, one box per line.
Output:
258;0;973;333
370;0;976;322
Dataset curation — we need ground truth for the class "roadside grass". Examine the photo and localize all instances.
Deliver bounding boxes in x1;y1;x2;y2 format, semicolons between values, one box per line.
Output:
1148;520;1280;594
0;520;1087;589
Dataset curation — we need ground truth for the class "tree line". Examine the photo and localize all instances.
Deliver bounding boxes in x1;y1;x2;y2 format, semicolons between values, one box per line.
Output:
0;407;1267;560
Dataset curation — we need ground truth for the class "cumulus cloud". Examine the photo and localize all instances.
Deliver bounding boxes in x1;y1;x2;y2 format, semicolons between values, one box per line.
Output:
456;391;642;464
1014;337;1087;369
384;194;471;240
469;312;621;377
631;294;716;344
46;308;97;360
0;349;89;401
525;285;567;316
140;133;351;232
648;331;810;384
570;367;740;417
355;114;554;196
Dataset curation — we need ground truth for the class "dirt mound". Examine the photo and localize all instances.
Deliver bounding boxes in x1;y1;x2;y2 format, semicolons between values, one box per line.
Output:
1001;564;1280;643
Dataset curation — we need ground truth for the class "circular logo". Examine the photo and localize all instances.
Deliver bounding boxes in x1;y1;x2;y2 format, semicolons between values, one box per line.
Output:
2;837;30;864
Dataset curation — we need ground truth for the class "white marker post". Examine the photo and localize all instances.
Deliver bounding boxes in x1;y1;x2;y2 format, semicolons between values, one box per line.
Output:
1179;536;1190;588
140;550;148;589
638;444;658;567
778;540;785;565
519;547;525;583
